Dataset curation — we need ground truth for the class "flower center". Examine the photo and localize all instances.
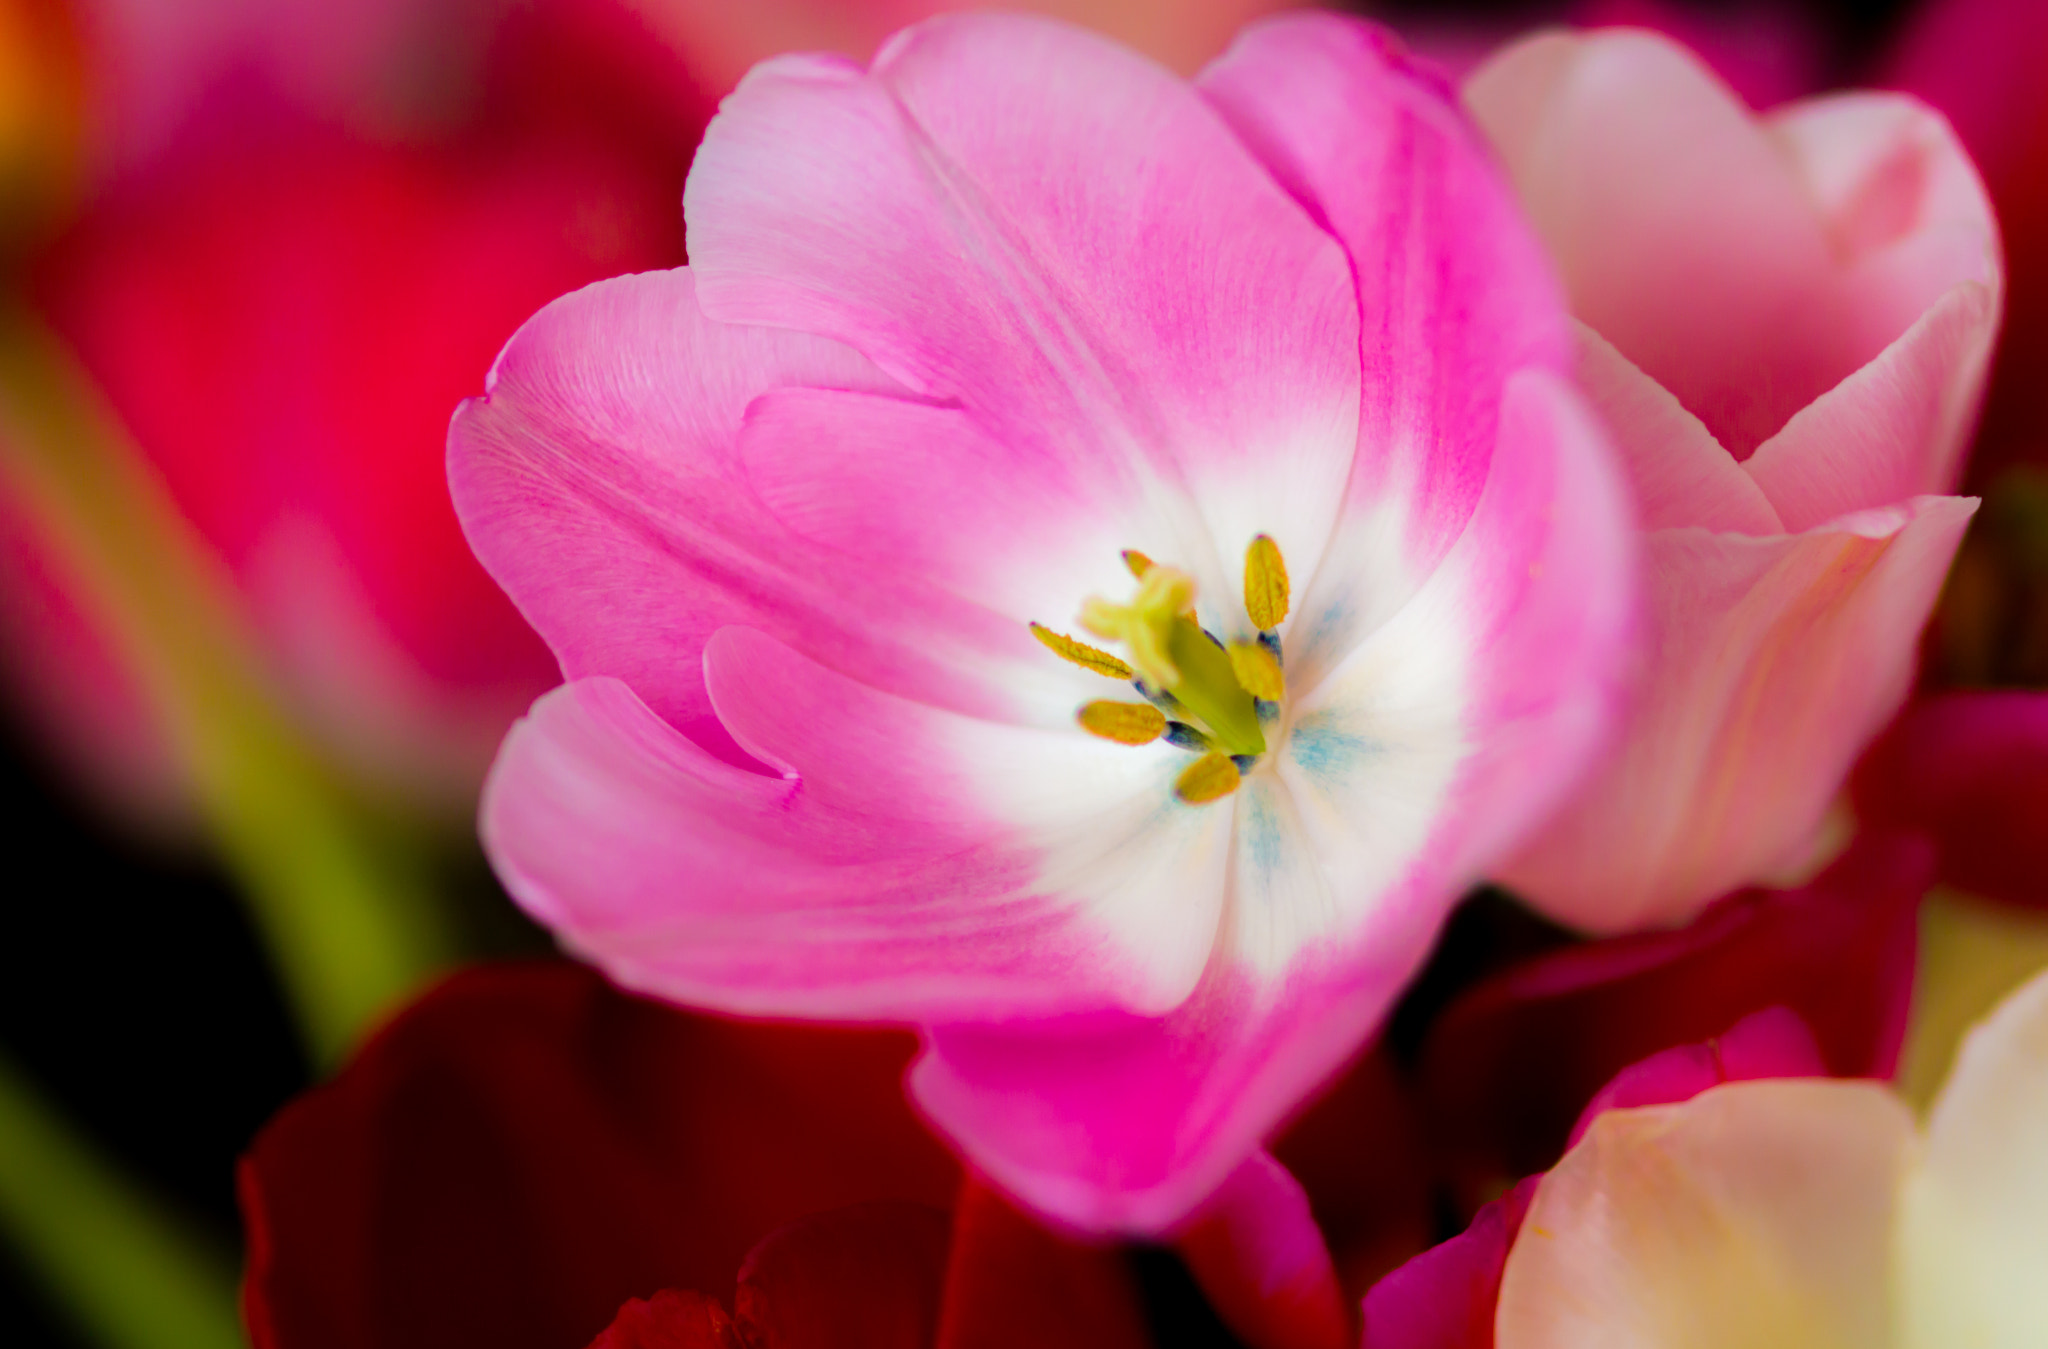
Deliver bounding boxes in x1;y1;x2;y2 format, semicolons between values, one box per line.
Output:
1030;535;1291;805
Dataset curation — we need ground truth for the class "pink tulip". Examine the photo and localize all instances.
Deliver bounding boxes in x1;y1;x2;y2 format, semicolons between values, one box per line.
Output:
1470;29;2002;930
455;13;1633;1233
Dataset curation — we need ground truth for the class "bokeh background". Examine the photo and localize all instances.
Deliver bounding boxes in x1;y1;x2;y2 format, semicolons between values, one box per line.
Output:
0;0;2020;1344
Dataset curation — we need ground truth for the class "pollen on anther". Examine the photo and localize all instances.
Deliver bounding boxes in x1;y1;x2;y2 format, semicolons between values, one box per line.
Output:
1227;639;1283;701
1122;549;1154;579
1245;535;1290;631
1175;752;1241;805
1077;700;1167;745
1030;623;1134;679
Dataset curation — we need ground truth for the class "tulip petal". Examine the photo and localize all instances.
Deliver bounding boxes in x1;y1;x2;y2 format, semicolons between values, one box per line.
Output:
586;1291;740;1349
1503;495;1974;930
1175;1152;1349;1349
1468;33;1996;467
1745;282;1999;530
1494;1081;1916;1349
912;960;1412;1233
734;1203;951;1349
684;13;1362;617
1357;1176;1537;1349
239;963;958;1349
1896;967;2048;1348
483;654;1237;1021
1569;325;1782;534
449;268;1026;754
1199;12;1574;678
935;1182;1152;1349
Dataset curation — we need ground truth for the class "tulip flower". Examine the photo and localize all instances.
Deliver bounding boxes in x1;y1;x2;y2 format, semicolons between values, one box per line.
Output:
1490;963;2048;1347
455;11;1633;1232
1469;28;2001;931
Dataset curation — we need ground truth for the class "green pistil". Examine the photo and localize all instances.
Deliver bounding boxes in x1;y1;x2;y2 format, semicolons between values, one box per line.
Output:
1163;618;1265;756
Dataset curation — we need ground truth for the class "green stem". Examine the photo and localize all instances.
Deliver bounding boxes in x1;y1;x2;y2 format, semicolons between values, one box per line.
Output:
0;306;453;1064
0;1050;242;1349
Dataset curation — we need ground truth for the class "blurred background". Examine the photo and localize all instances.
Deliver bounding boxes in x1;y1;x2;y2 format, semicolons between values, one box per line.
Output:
0;0;2030;1344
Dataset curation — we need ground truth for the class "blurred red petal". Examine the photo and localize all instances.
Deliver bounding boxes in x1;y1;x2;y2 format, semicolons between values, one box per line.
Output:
239;962;959;1349
1268;1046;1431;1304
734;1203;951;1349
1855;691;2048;909
1419;836;1928;1201
935;1181;1152;1349
588;1290;741;1349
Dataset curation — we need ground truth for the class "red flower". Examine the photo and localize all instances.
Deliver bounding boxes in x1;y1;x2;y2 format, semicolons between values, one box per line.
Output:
238;961;1158;1349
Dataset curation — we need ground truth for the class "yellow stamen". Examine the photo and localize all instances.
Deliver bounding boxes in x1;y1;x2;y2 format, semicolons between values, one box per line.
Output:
1080;565;1195;691
1077;700;1167;745
1244;534;1290;631
1122;549;1153;579
1030;623;1133;680
1227;640;1284;701
1175;752;1241;805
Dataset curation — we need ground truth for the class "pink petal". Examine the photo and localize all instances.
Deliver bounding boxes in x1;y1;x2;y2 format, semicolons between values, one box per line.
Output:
1423;836;1929;1200
1174;1152;1350;1349
1744;282;2000;531
1856;691;2048;911
683;14;1363;609
450;267;1027;757
480;669;1171;1022
911;960;1412;1234
1356;1176;1537;1349
1502;495;1975;930
1466;32;1995;464
1569;325;1782;535
1199;13;1573;671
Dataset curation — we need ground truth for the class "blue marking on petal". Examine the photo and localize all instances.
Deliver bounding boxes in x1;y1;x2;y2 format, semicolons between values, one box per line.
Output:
1243;786;1286;882
1288;709;1373;787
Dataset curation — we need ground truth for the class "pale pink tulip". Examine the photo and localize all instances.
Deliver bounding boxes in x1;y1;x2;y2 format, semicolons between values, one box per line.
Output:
455;14;1633;1232
1470;29;2002;930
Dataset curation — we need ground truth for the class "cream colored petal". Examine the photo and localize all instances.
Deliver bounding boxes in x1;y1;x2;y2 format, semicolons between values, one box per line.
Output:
1497;1081;1916;1349
1897;966;2048;1349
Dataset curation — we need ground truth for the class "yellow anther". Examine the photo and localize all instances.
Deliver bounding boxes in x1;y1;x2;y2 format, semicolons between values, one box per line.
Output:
1080;565;1195;691
1122;549;1154;579
1029;623;1133;680
1077;700;1167;745
1244;534;1290;631
1227;640;1284;702
1175;752;1241;805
